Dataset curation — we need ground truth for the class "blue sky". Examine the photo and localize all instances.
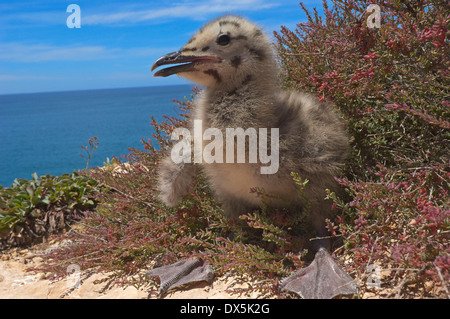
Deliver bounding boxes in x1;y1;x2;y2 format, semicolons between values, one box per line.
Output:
0;1;319;95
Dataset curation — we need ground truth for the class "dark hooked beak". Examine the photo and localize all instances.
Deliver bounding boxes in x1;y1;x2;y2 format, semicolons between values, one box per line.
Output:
151;51;221;77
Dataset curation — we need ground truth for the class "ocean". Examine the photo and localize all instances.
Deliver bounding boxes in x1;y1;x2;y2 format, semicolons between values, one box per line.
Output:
0;85;194;187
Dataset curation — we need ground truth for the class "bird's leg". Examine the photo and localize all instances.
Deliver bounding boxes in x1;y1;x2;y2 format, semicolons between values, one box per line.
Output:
219;194;253;219
280;199;358;299
308;199;335;251
157;156;196;207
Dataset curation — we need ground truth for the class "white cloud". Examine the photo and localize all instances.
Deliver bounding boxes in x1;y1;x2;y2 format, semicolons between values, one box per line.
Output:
0;1;279;28
1;10;64;28
0;74;57;81
83;0;278;25
0;42;175;63
0;43;113;62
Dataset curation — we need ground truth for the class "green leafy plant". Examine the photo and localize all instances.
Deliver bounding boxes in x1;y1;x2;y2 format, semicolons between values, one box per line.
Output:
0;172;99;248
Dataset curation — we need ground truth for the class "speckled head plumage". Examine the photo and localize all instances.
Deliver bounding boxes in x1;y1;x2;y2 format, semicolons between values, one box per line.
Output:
151;15;277;91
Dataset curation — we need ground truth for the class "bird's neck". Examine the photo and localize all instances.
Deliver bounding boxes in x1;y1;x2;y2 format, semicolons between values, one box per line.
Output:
204;73;279;129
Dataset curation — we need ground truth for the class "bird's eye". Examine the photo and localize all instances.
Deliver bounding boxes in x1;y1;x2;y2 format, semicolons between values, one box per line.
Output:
217;34;231;46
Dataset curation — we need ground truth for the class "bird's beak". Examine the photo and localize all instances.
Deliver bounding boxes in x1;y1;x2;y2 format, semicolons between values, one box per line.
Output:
151;51;221;77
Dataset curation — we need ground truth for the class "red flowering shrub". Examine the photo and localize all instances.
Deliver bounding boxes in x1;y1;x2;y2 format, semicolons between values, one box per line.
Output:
275;0;449;297
275;0;448;173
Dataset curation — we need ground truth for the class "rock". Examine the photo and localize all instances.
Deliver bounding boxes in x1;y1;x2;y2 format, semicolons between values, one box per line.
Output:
24;252;35;260
37;273;46;281
32;257;44;263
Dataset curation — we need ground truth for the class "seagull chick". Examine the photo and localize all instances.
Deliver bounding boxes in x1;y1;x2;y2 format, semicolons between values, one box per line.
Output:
151;15;356;299
152;15;348;233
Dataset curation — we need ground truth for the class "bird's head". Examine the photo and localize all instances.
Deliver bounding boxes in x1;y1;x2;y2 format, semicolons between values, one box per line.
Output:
151;15;276;90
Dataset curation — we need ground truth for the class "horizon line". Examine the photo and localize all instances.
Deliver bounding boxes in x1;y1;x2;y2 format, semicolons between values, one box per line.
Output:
0;83;195;97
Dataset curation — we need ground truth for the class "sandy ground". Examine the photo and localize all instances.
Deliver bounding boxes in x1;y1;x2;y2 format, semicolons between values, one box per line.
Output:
5;240;440;299
0;242;261;299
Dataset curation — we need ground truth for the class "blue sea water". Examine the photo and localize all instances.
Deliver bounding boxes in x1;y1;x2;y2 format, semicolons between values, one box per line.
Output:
0;85;193;187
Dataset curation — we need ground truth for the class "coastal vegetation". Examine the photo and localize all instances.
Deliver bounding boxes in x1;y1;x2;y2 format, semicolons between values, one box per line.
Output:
1;0;448;298
0;172;99;249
